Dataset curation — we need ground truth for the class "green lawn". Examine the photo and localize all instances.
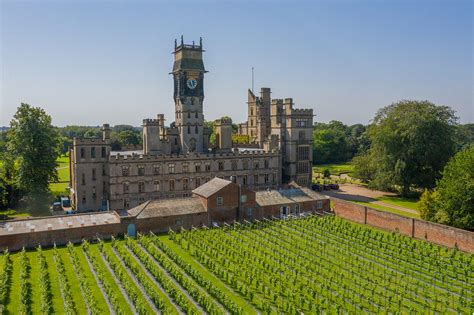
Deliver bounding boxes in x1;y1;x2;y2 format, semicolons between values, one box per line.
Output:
377;196;419;211
49;154;70;198
354;201;421;219
313;162;355;176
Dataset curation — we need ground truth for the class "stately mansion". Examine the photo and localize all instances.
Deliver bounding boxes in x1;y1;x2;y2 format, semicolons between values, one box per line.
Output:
70;38;314;211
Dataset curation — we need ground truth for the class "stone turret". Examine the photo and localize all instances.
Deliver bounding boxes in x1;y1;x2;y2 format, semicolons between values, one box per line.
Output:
102;123;111;141
215;117;233;152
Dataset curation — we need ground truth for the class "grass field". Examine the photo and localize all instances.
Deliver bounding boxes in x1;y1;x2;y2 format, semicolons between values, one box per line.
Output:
49;154;70;197
313;162;355;176
354;201;421;219
1;216;472;314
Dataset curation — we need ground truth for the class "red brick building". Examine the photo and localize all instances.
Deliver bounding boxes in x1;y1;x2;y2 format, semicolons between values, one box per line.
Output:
0;178;329;251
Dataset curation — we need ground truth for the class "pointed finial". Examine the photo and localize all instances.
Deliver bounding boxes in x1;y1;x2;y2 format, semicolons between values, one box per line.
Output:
192;40;195;47
174;38;177;49
200;37;202;47
181;35;183;45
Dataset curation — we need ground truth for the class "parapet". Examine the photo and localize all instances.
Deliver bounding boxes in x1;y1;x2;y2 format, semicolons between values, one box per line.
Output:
73;137;111;146
215;117;232;125
291;108;313;115
143;118;160;126
109;148;280;162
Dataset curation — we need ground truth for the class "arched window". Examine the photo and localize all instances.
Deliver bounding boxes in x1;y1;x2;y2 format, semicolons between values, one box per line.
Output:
195;125;198;134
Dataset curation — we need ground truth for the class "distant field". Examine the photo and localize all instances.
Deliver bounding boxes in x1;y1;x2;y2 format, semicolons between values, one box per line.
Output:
49;154;70;197
1;216;472;314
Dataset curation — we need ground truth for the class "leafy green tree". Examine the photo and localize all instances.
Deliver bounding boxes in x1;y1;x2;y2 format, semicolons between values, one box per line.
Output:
119;130;140;146
354;100;457;196
419;146;474;230
7;103;60;213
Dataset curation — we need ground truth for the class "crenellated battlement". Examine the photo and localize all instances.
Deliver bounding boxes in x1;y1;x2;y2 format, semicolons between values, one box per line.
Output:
109;149;279;162
143;119;160;125
291;108;313;115
73;138;111;146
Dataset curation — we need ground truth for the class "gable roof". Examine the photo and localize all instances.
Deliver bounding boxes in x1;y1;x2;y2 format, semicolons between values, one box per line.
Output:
192;177;233;198
127;197;206;219
255;186;329;206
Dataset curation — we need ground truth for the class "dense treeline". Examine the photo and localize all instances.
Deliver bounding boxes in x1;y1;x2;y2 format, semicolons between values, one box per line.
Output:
312;121;369;164
58;124;142;153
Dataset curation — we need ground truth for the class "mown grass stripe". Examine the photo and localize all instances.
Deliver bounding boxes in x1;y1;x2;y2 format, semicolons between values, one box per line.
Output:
27;251;43;314
6;254;21;314
43;250;65;314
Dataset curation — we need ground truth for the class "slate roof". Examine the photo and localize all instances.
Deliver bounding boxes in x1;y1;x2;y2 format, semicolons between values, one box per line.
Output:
256;187;329;207
192;177;233;198
173;58;206;72
0;212;120;236
127;197;206;219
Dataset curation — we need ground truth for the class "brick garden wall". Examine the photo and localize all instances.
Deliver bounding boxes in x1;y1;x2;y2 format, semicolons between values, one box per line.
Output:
0;223;126;252
331;198;474;253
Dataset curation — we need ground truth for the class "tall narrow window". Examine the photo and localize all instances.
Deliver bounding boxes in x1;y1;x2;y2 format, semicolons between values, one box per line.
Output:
138;181;145;193
169;179;175;191
183;178;189;190
138;165;145;176
153;164;161;175
205;162;211;171
101;147;106;158
183;163;189;173
154;180;160;191
123;182;129;193
81;173;85;185
217;196;224;206
231;160;237;170
194;163;201;172
80;148;85;158
254;174;259;184
168;163;175;174
243;175;248;185
92;169;96;181
91;147;96;158
195;125;198;134
187;125;191;134
102;164;106;176
122;166;129;176
195;177;201;188
218;161;224;170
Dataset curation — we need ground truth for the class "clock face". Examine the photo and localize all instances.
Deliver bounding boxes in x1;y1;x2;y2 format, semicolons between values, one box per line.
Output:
186;78;198;89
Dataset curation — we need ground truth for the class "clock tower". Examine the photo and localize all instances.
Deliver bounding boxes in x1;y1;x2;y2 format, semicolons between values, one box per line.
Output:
172;36;207;153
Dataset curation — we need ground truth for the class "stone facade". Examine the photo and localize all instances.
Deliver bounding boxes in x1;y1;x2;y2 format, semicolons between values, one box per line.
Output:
70;38;313;212
238;89;314;186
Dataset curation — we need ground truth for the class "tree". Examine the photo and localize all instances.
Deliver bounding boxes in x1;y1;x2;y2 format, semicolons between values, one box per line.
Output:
7;103;60;213
313;121;352;164
354;100;457;196
119;130;140;146
419;146;474;230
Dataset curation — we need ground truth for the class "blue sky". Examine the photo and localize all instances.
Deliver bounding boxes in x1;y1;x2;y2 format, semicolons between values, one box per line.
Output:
1;0;472;126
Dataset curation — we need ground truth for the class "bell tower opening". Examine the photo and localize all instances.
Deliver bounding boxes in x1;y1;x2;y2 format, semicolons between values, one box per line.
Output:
171;36;207;154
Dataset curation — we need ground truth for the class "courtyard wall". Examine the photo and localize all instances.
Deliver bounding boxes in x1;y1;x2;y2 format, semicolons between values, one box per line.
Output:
331;197;474;253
